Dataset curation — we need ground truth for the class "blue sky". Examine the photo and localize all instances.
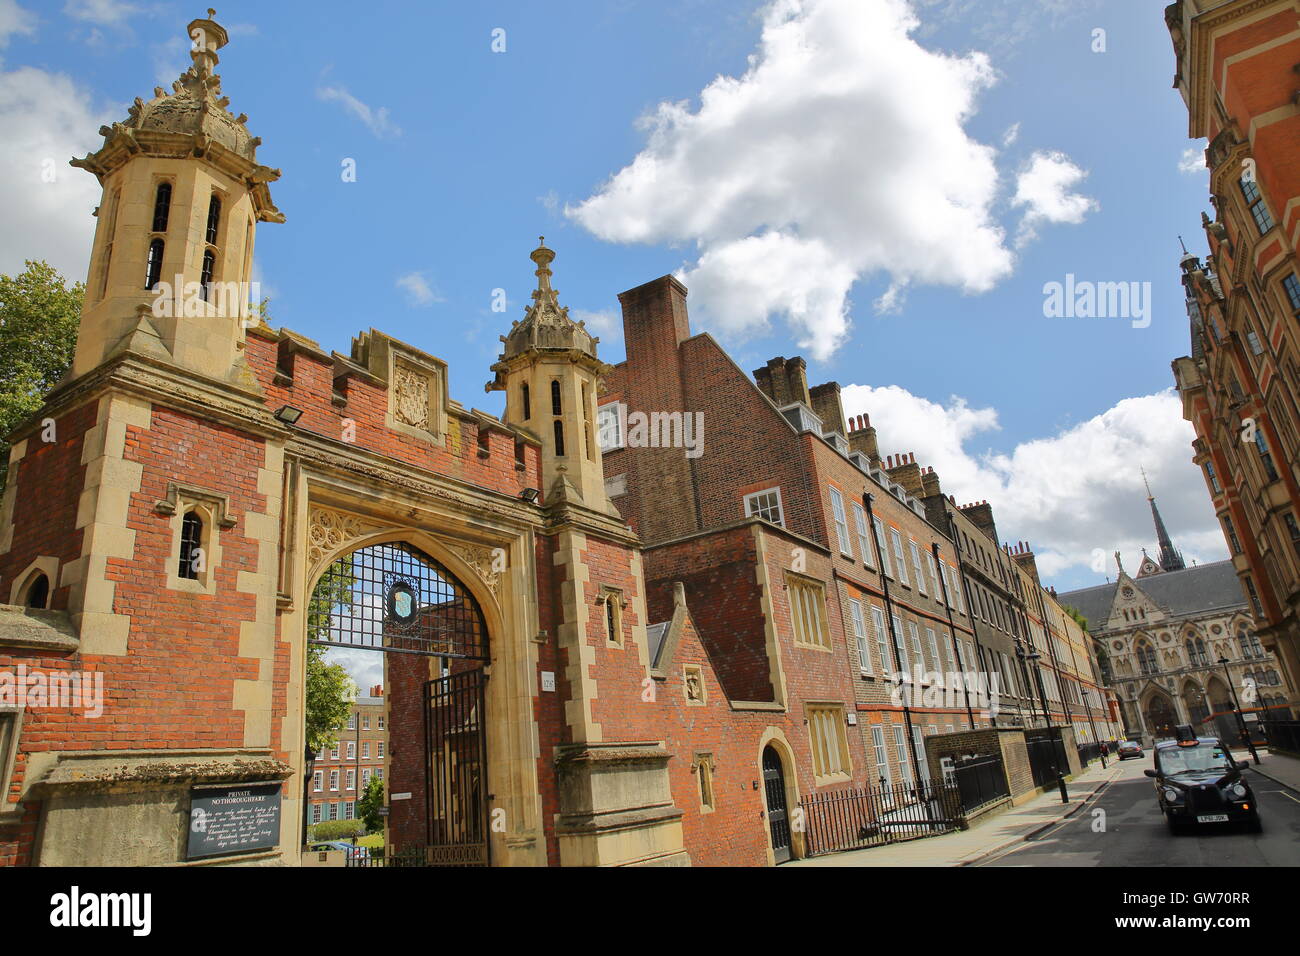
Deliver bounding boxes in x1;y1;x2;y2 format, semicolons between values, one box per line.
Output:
0;0;1229;598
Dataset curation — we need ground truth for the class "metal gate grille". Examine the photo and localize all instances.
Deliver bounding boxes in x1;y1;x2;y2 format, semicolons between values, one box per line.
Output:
308;542;489;660
424;667;489;866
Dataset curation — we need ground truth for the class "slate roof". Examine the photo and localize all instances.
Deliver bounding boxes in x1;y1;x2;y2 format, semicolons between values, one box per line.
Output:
1057;559;1243;631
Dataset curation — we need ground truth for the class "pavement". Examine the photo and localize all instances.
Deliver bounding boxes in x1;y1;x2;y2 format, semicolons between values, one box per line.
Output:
788;747;1300;868
787;757;1124;868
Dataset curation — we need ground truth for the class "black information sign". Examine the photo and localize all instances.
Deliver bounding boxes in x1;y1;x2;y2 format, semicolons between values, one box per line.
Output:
186;782;282;860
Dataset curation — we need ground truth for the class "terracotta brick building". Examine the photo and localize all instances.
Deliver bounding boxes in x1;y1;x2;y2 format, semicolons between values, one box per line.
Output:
307;687;386;827
1168;0;1300;704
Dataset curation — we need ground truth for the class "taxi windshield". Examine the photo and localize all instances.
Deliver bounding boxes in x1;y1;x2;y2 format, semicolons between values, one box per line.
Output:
1157;742;1233;776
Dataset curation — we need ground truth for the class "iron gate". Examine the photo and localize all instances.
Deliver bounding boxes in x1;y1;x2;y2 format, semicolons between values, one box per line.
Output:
763;747;791;863
306;539;492;867
424;667;489;866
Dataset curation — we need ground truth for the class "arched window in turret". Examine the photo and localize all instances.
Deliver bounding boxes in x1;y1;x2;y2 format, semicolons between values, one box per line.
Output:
553;420;565;457
200;249;216;302
521;384;531;420
151;182;172;233
551;380;562;415
144;238;165;290
205;194;222;245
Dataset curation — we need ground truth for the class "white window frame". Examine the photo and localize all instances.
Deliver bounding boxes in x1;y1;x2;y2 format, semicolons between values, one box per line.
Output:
849;599;871;673
313;771;322;792
329;770;339;791
907;620;925;682
870;606;890;675
893;725;914;789
926;626;943;683
873;517;892;577
912;726;931;785
871;726;892;789
892;613;908;677
346;769;356;792
597;402;625;451
890;529;910;586
909;539;926;595
744;487;785;527
829;487;853;557
925;552;940;600
852;503;874;567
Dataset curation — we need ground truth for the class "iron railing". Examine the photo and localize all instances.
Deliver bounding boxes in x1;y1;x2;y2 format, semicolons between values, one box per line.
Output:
799;779;962;857
953;754;1010;813
1263;719;1300;756
1077;742;1103;767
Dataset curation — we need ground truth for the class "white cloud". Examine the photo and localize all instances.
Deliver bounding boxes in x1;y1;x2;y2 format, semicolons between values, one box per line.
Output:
1178;144;1206;175
572;308;622;346
0;1;37;48
395;271;441;307
841;384;1227;586
1011;149;1098;247
912;0;1100;55
317;85;401;139
568;0;1017;361
63;0;140;26
1001;121;1020;147
0;64;114;279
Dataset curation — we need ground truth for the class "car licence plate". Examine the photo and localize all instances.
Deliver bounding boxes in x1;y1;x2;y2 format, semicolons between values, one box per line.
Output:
1197;814;1229;823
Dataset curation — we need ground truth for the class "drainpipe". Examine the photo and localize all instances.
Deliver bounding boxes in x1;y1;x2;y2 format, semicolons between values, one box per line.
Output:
944;510;992;729
932;541;975;727
863;492;926;792
1060;608;1104;766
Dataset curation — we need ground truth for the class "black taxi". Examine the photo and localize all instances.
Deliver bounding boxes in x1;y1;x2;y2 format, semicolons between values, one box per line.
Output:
1144;724;1261;834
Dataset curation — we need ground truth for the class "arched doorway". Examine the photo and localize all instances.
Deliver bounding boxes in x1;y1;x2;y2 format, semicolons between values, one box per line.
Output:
1182;681;1209;726
761;746;791;864
307;540;491;865
1143;691;1177;741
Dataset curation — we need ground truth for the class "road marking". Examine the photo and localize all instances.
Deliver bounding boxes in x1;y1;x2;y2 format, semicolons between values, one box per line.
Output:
1263;789;1300;805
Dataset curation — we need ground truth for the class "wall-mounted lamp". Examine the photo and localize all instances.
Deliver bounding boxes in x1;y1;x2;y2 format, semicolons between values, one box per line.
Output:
273;405;303;426
519;487;540;503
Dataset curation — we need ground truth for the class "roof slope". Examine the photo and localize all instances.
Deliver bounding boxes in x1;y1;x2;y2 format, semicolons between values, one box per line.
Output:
1057;559;1242;629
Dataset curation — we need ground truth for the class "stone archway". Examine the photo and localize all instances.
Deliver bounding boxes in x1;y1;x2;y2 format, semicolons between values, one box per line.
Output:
305;538;493;865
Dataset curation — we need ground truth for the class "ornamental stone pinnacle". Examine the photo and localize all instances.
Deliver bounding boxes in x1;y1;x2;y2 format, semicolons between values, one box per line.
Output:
70;9;283;223
497;237;599;361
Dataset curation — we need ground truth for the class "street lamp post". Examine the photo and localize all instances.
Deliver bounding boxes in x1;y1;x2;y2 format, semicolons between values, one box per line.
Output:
1217;656;1261;765
1021;645;1068;803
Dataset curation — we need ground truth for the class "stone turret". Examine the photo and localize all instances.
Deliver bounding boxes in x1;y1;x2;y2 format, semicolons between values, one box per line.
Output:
69;8;283;384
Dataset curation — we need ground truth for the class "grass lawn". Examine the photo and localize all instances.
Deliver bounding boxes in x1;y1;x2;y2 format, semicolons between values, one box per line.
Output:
356;834;384;849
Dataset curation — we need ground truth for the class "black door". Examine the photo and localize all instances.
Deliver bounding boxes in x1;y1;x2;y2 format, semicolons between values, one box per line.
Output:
424;666;489;866
762;746;791;863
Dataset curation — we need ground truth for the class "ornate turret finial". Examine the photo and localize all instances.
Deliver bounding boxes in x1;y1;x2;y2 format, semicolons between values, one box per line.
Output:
1141;465;1153;500
531;236;555;293
187;9;229;76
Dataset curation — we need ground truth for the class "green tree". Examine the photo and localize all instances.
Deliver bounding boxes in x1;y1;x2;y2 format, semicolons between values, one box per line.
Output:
305;645;355;755
305;554;360;753
1062;605;1089;632
357;773;385;834
0;260;82;491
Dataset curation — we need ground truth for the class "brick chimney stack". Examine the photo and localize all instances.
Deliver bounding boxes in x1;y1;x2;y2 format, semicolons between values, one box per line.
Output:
618;275;691;366
370;684;383;697
887;452;924;497
753;357;811;408
809;382;847;435
847;414;881;465
959;499;999;542
1010;541;1041;587
920;465;942;499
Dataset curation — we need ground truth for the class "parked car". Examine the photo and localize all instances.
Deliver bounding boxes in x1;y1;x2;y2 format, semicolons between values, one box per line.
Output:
1116;739;1143;760
1144;725;1260;834
309;840;370;860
